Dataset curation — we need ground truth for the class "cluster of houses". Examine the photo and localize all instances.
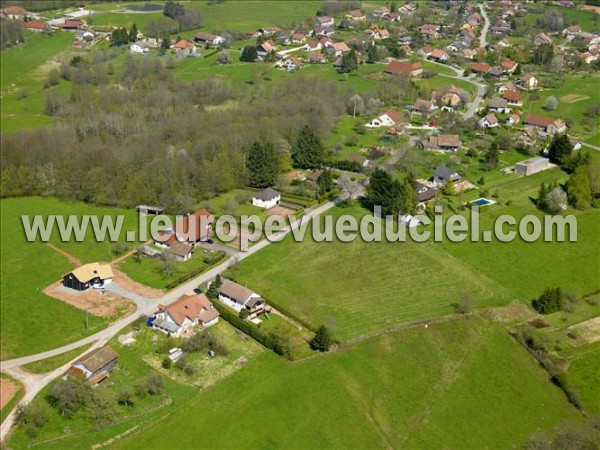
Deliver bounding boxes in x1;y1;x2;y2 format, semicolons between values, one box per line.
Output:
149;278;267;337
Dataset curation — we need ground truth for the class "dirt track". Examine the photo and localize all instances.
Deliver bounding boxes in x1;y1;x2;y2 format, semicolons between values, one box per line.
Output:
45;243;82;266
0;378;19;410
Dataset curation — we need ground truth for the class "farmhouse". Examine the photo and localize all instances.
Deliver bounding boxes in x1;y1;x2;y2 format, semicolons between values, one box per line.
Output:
63;262;113;291
422;134;462;152
514;157;551;176
152;294;219;337
217;279;266;318
194;32;224;46
366;109;403;128
68;346;118;385
524;114;567;135
384;60;423;77
252;188;280;209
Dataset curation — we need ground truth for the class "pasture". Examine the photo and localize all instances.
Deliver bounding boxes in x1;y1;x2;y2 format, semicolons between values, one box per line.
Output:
227;205;511;342
0;197;141;359
0;31;76;133
118;317;582;449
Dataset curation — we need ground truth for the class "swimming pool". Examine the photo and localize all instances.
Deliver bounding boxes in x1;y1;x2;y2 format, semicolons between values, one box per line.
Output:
470;198;496;206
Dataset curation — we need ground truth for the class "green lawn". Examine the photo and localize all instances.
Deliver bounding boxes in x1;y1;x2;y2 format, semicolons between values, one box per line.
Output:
0;31;76;133
443;168;600;301
525;74;600;140
566;343;600;414
21;345;93;374
227;204;511;342
117;317;582;449
0;197;142;359
525;6;599;32
119;247;224;290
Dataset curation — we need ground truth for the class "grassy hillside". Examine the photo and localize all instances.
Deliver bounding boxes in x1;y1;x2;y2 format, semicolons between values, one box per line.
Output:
0;197;141;359
228;205;512;342
118;317;582;449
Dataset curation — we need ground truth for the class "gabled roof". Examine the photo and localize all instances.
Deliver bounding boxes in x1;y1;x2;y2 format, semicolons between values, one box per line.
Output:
484;113;498;125
157;294;218;326
381;109;403;124
166;242;193;258
253;188;280;201
195;32;218;41
502;89;521;102
430;49;447;59
69;262;113;283
435;165;461;180
524;114;557;127
74;346;118;373
219;279;254;303
384;60;422;75
488;97;508;108
470;62;491;73
22;20;48;30
176;208;214;242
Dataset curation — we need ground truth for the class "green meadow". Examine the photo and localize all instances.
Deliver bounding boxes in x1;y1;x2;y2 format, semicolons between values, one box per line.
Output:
0;197;141;359
0;31;77;133
228;204;512;342
118;317;582;450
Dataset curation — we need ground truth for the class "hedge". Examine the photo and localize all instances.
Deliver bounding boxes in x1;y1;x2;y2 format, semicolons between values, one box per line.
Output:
326;160;363;173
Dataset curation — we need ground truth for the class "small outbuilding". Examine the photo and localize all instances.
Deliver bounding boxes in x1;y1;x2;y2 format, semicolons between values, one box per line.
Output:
514;157;550;176
68;346;119;385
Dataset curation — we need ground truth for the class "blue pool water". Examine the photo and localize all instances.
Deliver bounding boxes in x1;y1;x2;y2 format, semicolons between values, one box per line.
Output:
471;198;495;206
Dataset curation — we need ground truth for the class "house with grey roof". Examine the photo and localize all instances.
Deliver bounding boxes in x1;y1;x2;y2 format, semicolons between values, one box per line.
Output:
217;279;266;318
252;188;280;209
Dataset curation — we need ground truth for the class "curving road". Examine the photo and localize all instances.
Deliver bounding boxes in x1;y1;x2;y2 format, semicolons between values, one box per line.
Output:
0;201;335;442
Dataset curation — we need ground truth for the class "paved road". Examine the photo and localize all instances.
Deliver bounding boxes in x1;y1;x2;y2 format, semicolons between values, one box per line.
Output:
478;4;490;49
0;200;336;442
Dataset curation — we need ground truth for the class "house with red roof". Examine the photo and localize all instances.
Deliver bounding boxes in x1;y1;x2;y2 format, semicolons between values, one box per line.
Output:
384;60;423;77
152;294;219;337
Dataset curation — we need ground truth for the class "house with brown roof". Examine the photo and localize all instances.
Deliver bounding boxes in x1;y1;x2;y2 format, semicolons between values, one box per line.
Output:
194;32;224;46
524;114;567;135
217;279;266;318
173;39;198;56
500;59;518;73
502;89;522;106
315;15;334;27
398;3;417;15
22;20;51;32
175;208;215;245
506;113;521;126
470;62;491;74
331;42;351;56
152;293;219;337
429;49;450;62
345;10;366;21
166;242;194;262
60;19;84;30
276;56;303;71
366;109;403;128
422;135;462;152
433;85;465;108
384;60;423;77
413;98;435;114
63;262;114;291
68;346;118;385
291;32;306;44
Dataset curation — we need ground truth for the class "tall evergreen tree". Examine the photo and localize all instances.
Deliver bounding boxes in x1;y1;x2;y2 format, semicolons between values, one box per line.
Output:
247;140;280;188
318;168;334;194
339;49;358;73
566;164;592;209
129;23;138;43
292;125;325;169
547;134;573;166
309;325;333;352
240;46;258;62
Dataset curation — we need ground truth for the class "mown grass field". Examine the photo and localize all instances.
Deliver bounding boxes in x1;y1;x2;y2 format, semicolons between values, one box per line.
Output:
445;167;600;300
21;344;93;374
118;317;581;449
0;197;141;359
228;204;512;342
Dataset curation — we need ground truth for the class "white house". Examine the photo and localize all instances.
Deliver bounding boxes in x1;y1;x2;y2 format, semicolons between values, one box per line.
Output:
217;279;266;318
152;294;219;337
366;109;403;128
130;43;149;54
315;15;334;27
252;188;280;209
194;32;224;46
479;113;499;128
